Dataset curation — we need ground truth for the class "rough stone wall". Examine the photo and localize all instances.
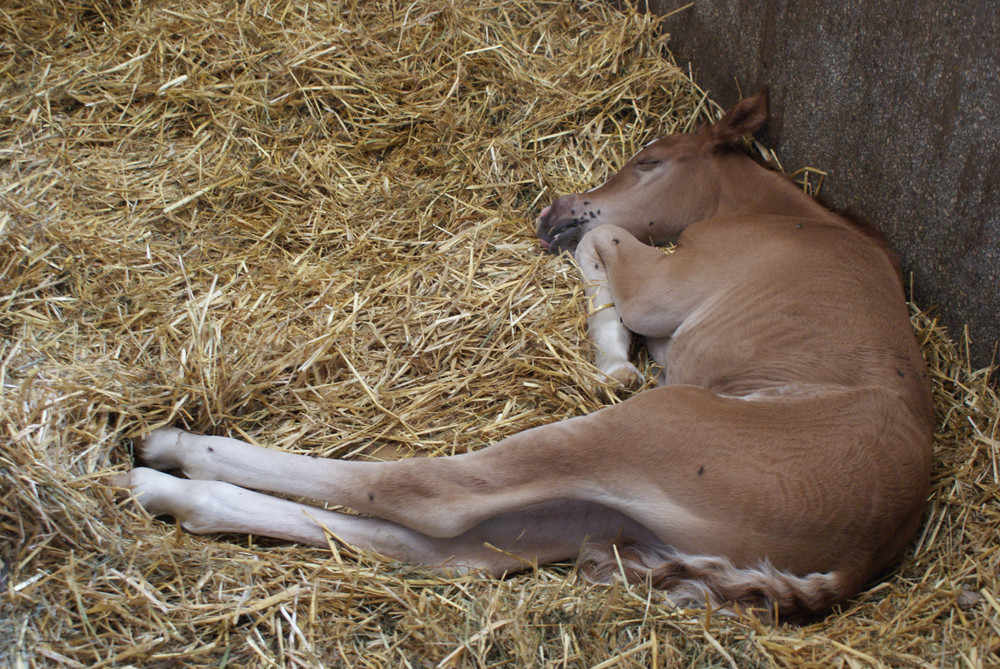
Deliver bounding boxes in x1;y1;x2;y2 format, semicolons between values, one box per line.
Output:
649;0;999;369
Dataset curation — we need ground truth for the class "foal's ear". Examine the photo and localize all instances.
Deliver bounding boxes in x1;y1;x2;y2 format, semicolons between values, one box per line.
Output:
708;88;769;145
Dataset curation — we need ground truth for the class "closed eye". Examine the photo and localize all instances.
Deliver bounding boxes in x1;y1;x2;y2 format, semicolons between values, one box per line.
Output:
636;158;661;170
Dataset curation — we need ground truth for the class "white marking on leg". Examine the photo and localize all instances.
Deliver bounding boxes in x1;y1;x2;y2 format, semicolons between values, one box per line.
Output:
138;427;355;504
119;467;475;567
116;469;652;578
574;233;642;388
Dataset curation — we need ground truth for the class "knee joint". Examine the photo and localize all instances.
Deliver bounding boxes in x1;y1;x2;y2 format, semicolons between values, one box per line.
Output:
576;225;629;272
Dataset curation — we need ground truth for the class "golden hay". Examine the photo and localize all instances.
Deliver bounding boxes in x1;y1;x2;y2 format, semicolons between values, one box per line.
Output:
1;0;997;666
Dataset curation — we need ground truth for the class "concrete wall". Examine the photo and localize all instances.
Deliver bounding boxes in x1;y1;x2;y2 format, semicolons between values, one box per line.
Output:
649;0;999;370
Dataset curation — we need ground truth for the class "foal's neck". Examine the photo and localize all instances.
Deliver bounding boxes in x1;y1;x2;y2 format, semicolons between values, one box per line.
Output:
714;154;841;224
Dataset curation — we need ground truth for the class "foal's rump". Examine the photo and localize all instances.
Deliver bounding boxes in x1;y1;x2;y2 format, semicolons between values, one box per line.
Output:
576;383;930;613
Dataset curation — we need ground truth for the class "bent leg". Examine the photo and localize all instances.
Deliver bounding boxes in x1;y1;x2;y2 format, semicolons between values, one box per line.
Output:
581;225;715;339
574;228;642;387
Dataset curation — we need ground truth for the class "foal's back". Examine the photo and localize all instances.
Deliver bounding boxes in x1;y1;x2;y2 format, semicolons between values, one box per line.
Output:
664;211;933;426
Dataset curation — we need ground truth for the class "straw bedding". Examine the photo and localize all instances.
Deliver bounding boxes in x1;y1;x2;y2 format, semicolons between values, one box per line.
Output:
1;0;997;666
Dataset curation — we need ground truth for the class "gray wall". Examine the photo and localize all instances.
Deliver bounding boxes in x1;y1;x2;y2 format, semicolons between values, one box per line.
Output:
650;0;999;370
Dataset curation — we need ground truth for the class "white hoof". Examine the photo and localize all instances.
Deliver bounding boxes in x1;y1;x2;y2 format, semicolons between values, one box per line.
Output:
114;467;191;518
136;427;187;471
602;361;643;390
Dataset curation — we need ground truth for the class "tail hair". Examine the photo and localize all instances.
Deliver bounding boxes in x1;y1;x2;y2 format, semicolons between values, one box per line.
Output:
578;541;847;618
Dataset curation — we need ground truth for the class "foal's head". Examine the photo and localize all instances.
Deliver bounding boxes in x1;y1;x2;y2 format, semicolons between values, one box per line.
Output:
536;91;769;254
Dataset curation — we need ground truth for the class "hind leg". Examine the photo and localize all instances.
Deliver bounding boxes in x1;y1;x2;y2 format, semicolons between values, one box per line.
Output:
127;421;663;543
128;385;915;578
116;467;652;576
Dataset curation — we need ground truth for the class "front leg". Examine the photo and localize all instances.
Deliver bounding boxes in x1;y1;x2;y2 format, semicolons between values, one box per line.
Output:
574;228;643;388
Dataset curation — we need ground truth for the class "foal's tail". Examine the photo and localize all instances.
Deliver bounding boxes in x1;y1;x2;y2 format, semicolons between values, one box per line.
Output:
578;542;852;618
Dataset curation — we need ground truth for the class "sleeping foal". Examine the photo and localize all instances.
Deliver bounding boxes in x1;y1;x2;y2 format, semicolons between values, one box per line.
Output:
116;92;933;616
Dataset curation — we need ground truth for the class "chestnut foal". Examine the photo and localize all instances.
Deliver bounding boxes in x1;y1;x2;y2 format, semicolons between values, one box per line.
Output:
116;92;933;616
